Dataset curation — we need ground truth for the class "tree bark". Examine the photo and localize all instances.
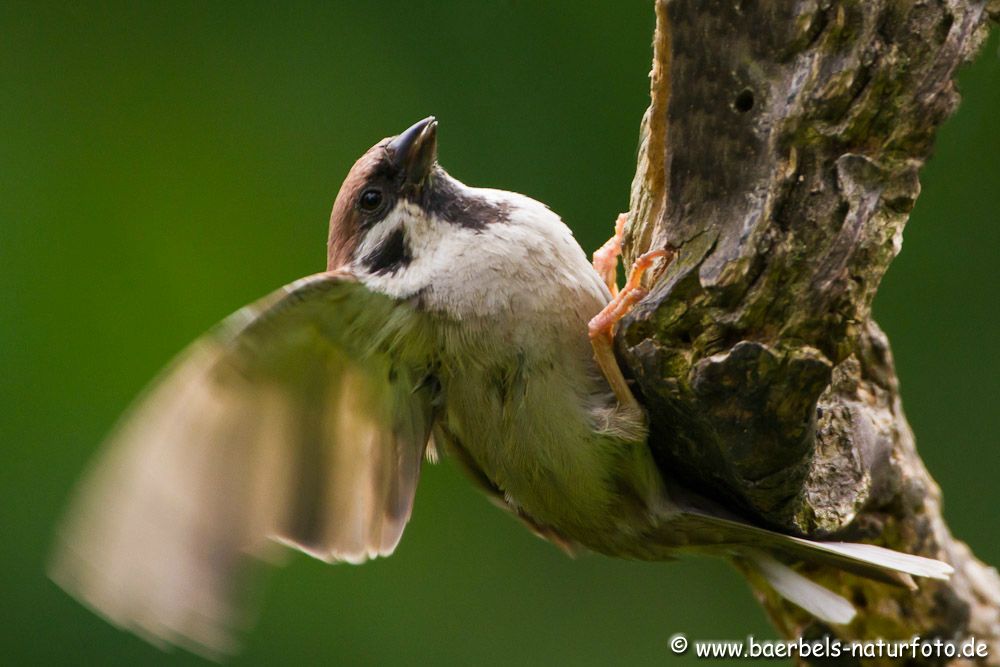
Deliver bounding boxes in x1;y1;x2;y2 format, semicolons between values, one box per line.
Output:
618;1;1000;663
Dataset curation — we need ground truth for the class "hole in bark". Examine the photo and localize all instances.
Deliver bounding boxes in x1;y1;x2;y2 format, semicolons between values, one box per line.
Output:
734;89;755;112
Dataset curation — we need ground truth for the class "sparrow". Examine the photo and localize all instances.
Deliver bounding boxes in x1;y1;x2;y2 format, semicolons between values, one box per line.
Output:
51;117;952;657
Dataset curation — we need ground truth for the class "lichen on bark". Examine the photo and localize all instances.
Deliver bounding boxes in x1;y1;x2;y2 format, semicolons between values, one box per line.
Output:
618;1;1000;663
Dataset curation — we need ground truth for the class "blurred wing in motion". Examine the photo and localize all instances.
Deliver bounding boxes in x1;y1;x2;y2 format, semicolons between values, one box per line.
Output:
50;271;435;657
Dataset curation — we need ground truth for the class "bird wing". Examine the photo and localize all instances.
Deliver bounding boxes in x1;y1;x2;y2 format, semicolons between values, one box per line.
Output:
50;270;435;657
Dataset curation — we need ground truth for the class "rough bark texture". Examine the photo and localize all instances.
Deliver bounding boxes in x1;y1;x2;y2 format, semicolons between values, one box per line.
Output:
618;1;1000;664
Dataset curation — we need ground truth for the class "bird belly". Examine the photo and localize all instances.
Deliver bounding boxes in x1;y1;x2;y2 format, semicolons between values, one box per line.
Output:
438;361;661;553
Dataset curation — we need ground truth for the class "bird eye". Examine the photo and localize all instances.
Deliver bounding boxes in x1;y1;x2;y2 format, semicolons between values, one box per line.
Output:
359;188;384;212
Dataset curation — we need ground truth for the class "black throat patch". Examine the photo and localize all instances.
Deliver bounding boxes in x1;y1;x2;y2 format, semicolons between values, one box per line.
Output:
411;167;510;230
361;227;412;275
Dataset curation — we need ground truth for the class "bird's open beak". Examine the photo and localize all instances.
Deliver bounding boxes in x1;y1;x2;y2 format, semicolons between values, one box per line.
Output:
388;116;438;187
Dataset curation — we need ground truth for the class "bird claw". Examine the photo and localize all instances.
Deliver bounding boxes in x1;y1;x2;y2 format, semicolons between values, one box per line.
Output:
588;234;674;409
592;213;628;296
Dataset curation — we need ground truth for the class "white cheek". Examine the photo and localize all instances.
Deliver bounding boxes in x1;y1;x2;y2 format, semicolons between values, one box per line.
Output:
356;203;447;299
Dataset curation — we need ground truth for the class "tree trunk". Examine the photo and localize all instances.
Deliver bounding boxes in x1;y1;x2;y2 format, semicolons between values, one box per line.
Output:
618;1;1000;663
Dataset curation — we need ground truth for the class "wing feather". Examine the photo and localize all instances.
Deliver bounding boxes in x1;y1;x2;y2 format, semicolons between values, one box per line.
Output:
51;271;433;656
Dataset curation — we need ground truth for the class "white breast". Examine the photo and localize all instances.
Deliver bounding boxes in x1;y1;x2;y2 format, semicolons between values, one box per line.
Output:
375;188;625;532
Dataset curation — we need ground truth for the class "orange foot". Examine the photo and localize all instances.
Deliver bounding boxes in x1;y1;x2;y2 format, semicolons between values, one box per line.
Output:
588;246;673;410
592;213;628;296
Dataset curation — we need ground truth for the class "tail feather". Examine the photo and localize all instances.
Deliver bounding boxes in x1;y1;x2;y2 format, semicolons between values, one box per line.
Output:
664;509;954;623
781;538;953;582
742;550;856;625
673;510;953;587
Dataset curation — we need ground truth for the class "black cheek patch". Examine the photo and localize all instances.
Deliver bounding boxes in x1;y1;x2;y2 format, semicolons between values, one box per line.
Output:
361;227;413;275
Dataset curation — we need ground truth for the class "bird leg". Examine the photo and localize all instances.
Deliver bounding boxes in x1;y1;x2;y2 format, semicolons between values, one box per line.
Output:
588;246;673;410
591;213;628;296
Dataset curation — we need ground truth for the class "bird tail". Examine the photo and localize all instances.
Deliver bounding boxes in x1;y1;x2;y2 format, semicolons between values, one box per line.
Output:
761;532;953;587
739;550;857;625
669;510;953;625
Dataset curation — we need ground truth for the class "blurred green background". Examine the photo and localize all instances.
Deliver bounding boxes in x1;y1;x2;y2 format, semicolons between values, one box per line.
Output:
1;2;997;665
